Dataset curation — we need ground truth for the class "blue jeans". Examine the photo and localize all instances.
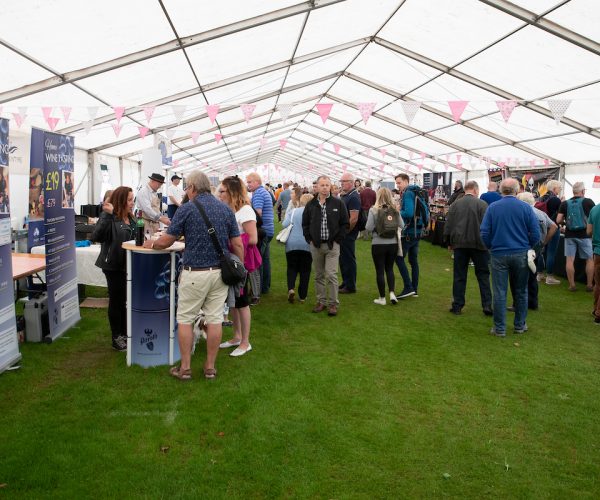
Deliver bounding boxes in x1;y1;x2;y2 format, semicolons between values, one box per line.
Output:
259;235;273;294
395;238;420;292
543;228;560;274
339;234;357;291
491;252;528;333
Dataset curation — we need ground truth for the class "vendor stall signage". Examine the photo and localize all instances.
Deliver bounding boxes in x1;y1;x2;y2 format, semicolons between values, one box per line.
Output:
0;117;20;374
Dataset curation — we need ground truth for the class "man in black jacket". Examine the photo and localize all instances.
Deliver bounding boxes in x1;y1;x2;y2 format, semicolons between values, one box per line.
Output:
302;175;349;316
443;180;492;315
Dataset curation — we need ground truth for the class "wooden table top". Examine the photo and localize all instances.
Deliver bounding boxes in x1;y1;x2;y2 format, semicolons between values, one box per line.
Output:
11;253;46;280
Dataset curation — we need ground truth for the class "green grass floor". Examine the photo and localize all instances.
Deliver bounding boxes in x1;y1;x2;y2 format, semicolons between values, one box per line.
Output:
2;236;600;498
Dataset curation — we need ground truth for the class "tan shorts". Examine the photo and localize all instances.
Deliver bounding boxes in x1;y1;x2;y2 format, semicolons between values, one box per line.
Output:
176;269;228;325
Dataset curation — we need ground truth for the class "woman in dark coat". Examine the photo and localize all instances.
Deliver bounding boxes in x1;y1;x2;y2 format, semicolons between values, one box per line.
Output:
91;186;136;351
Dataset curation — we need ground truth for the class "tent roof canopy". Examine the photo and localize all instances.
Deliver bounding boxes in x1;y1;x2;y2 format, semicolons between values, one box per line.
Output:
1;0;599;177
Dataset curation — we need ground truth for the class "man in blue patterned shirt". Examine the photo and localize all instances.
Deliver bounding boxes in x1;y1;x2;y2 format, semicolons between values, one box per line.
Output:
146;170;243;380
247;172;274;299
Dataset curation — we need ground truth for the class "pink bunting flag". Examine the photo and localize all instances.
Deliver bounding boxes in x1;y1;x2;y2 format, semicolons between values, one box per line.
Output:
41;106;53;122
138;127;150;139
365;148;372;158
112;123;122;137
334;144;341;155
47;117;59;131
495;100;517;123
456;154;461;164
214;134;222;144
448;100;469;123
205;104;220;124
191;132;200;144
143;106;155;125
543;159;550;167
547;99;571;124
315;103;333;124
409;151;414;160
529;159;536;167
260;137;268;148
379;148;387;159
12;112;26;128
357;102;376;125
401;101;421;125
60;106;72;123
420;152;426;160
113;106;125;124
279;139;287;151
318;143;324;154
342;164;347;173
240;103;256;124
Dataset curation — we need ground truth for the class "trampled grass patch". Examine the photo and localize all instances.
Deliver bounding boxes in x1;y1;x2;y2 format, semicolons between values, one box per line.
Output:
1;237;599;498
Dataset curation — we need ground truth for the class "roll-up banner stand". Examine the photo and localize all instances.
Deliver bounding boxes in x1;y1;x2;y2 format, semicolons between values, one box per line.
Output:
0;117;21;374
29;128;80;342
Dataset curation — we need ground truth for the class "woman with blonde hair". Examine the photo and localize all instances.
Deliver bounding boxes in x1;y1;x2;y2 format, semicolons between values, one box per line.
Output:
365;187;404;305
217;176;258;357
281;193;314;303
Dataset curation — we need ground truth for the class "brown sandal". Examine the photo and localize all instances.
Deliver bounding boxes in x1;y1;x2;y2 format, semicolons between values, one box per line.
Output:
170;365;192;381
203;368;217;379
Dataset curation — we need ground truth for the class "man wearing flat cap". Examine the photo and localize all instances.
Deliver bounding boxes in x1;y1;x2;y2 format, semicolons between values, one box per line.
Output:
136;173;170;234
167;174;184;219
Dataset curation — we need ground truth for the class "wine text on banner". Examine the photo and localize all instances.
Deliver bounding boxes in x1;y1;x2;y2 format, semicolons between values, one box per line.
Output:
496;100;517;123
315;103;333;124
357;102;376;125
401;101;421;124
448;100;469;123
240;104;256;124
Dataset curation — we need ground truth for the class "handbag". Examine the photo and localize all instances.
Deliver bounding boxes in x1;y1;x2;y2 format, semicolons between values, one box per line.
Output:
192;199;247;286
276;208;295;243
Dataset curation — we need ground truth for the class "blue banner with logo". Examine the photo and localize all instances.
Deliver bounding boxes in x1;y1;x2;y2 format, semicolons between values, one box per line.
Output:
0;117;20;373
28;128;45;251
31;129;80;341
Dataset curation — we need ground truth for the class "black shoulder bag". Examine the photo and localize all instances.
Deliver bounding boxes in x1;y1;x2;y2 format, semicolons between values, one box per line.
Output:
191;198;246;286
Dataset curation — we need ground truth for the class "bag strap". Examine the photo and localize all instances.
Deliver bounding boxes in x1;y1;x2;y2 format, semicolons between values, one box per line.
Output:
192;197;224;257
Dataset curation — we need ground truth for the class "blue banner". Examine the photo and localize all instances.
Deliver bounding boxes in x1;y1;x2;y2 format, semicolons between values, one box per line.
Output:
0;117;20;373
28;128;45;251
32;129;80;341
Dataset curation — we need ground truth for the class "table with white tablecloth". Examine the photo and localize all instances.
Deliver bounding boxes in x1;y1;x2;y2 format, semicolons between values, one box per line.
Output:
31;244;106;287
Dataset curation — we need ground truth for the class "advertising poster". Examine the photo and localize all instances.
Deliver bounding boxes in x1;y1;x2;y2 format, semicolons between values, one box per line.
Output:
28;128;45;250
35;129;80;341
510;167;560;198
0;117;20;374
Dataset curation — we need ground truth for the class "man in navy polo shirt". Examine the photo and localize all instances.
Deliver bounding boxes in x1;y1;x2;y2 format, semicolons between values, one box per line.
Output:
247;172;275;297
339;172;361;293
146;170;243;380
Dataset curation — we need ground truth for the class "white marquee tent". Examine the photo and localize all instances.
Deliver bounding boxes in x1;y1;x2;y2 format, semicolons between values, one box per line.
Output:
2;0;600;225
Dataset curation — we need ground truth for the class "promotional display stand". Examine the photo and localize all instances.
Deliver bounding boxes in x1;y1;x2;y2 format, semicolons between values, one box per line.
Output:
123;241;183;367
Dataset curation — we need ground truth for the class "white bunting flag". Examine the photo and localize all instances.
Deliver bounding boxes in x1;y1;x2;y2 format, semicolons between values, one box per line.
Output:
547;99;571;124
277;103;294;124
240;103;256;124
83;121;93;135
171;105;186;125
357;102;376;125
237;136;247;148
165;129;175;140
401;101;421;125
87;106;99;121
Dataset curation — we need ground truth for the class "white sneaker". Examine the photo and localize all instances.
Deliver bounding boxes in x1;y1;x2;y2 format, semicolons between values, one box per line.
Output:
373;297;386;305
546;276;561;285
389;292;398;305
230;344;252;357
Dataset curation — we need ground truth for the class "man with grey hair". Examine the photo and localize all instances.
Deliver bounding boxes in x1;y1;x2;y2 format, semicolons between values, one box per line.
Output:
480;178;540;337
146;170;243;380
556;181;595;291
480;180;502;205
339;172;361;293
444;180;492;315
302;175;349;316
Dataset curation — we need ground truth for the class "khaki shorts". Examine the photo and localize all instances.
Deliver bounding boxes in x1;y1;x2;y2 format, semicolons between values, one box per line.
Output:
177;269;228;325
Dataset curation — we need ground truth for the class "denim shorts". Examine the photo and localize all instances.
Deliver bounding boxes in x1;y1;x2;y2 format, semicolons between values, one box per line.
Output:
565;238;593;260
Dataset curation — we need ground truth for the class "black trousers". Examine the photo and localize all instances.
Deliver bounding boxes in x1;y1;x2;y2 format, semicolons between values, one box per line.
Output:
452;248;492;310
103;269;127;341
285;250;312;300
371;244;397;297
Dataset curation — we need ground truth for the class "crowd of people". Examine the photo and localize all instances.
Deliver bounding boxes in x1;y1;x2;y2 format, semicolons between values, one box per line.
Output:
91;169;600;380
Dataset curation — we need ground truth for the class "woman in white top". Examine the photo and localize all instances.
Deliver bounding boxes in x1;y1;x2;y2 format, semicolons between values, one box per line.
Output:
217;176;257;357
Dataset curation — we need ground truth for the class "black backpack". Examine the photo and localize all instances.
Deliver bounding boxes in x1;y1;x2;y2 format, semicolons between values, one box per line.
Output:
375;205;400;238
406;186;430;237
